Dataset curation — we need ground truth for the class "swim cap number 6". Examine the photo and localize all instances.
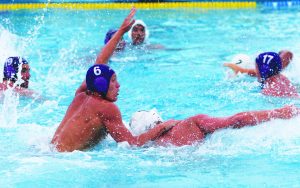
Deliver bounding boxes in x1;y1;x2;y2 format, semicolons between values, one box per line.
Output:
86;64;115;97
94;66;102;76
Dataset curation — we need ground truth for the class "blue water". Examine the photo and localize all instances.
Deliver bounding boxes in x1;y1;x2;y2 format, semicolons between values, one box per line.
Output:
1;8;300;187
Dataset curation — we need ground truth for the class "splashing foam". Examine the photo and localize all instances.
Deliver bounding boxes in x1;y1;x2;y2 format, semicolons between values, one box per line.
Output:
0;11;45;73
0;89;20;127
197;116;300;156
0;26;20;81
284;54;300;84
21;123;57;153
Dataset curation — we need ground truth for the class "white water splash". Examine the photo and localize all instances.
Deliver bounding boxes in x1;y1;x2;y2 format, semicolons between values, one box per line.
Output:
284;54;300;84
0;26;20;81
196;116;300;156
0;88;20;128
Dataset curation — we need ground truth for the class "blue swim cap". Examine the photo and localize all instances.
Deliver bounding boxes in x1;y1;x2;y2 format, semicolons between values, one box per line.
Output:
104;29;117;44
256;52;282;82
86;64;115;97
3;57;28;82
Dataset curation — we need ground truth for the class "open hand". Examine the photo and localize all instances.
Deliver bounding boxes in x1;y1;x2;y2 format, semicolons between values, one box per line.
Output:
119;8;136;33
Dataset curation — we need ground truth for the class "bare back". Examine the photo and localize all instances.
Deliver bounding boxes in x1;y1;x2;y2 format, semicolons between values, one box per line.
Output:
262;74;299;97
153;116;208;146
51;92;115;151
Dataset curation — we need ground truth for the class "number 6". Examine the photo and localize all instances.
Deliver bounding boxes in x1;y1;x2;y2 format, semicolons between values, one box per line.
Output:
94;66;101;76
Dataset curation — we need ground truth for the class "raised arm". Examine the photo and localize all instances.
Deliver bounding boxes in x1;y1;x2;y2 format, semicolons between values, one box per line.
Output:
104;104;174;146
75;8;136;95
95;8;135;65
224;63;257;77
191;105;300;134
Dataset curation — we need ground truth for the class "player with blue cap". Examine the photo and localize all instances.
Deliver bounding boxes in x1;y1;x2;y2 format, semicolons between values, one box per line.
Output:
255;52;282;83
3;57;28;82
51;8;300;152
255;52;298;97
1;56;31;89
224;50;293;77
104;29;126;51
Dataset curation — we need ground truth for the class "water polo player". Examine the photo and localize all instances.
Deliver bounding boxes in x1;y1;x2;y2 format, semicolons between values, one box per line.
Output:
224;50;293;77
0;56;35;97
127;19;164;49
128;106;300;146
255;52;298;97
128;19;149;46
51;9;300;152
104;29;126;51
51;8;175;152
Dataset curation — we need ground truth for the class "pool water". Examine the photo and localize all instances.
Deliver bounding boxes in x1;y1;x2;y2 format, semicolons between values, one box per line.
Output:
1;7;300;187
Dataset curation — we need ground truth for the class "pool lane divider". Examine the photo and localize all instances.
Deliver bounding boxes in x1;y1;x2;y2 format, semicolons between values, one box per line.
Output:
263;1;300;8
0;2;256;10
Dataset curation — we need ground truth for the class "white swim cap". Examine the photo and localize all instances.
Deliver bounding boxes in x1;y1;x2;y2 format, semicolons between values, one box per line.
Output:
231;54;253;69
128;19;149;44
129;109;163;135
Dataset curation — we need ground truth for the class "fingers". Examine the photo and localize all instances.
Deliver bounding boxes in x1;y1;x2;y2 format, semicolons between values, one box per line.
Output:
127;7;136;20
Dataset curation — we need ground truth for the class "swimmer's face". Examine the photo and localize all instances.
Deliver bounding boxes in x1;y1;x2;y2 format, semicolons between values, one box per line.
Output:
20;64;30;88
106;74;120;102
131;24;145;45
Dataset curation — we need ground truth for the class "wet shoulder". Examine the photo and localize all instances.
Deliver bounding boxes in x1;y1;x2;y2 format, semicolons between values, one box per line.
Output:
74;93;119;111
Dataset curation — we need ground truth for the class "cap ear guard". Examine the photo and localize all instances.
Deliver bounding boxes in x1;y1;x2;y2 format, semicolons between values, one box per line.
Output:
86;64;115;97
256;52;282;82
94;77;108;96
3;57;24;82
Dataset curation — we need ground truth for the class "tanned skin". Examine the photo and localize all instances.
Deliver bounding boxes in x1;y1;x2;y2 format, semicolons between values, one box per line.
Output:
148;105;300;146
51;9;174;152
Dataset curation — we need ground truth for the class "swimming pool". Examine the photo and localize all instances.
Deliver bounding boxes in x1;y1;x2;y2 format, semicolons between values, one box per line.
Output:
1;7;300;187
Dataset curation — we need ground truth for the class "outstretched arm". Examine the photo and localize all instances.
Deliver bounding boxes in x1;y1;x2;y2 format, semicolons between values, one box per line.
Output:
75;8;136;95
224;63;257;77
104;104;174;146
191;105;300;134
